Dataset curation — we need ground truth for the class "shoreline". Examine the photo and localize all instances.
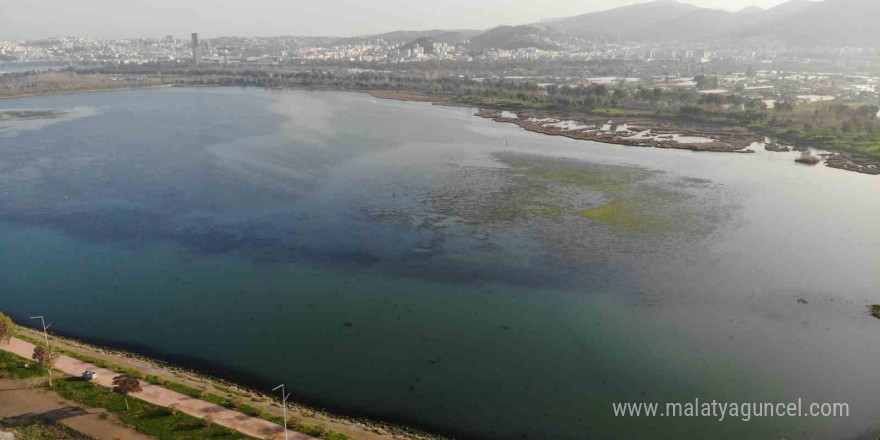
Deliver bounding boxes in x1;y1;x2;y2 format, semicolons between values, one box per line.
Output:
0;84;175;101
3;83;877;175
13;325;448;440
369;91;880;175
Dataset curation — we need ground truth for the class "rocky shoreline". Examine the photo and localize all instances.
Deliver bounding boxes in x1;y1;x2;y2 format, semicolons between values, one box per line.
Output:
821;153;880;175
15;326;447;440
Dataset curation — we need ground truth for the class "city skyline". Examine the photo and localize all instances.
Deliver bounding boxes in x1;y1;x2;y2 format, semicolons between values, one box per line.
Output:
1;0;804;41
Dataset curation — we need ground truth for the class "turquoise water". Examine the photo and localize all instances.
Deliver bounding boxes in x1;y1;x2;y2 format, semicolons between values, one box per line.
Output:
1;88;879;439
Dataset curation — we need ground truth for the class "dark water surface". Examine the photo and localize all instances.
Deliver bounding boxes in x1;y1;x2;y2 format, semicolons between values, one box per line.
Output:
1;88;878;440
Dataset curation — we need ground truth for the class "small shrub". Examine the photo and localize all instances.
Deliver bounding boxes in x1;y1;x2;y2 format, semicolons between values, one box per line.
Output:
236;404;260;417
324;431;351;440
163;381;203;398
296;422;327;437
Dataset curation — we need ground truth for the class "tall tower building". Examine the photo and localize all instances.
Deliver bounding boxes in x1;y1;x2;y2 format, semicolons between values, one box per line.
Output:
191;33;200;65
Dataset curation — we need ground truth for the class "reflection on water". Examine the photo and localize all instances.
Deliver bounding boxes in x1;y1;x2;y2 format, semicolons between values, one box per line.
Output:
0;88;878;440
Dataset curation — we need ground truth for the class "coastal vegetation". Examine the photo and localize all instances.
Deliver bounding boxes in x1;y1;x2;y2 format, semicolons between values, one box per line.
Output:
871;305;880;319
457;80;879;157
0;349;47;379
112;374;143;410
31;344;57;370
51;377;247;440
0;341;247;439
0;311;14;344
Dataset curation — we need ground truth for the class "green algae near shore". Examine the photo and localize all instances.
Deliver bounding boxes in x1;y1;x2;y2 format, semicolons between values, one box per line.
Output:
580;201;646;230
488;152;713;236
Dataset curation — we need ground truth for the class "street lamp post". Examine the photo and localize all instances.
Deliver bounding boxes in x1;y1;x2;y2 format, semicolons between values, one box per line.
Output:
30;316;52;387
272;384;291;440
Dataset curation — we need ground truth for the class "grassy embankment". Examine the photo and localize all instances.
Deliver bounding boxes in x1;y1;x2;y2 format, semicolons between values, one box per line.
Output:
1;346;248;439
871;305;880;319
14;333;350;440
0;349;48;379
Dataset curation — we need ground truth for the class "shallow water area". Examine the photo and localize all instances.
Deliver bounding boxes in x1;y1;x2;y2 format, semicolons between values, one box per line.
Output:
0;87;878;440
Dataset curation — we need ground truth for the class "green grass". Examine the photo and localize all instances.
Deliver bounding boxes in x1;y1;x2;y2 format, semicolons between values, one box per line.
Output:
766;125;880;157
456;95;548;109
236;403;261;417
51;377;248;440
871;305;880;319
203;393;235;408
0;349;48;379
162;380;204;398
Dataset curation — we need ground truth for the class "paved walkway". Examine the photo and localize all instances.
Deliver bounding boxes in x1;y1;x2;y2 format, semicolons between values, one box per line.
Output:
0;378;154;440
2;338;314;440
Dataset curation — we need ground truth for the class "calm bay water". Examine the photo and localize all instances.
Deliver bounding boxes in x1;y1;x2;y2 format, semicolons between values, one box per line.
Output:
1;88;879;439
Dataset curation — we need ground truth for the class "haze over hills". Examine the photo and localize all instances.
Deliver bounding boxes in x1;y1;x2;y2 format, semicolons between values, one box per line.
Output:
345;0;876;52
467;25;567;51
331;29;481;46
543;0;878;47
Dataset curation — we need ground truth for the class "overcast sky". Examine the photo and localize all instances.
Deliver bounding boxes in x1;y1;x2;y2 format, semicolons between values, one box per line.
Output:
1;0;800;40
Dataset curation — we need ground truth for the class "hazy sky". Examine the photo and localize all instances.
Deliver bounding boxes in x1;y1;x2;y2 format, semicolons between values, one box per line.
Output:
0;0;800;40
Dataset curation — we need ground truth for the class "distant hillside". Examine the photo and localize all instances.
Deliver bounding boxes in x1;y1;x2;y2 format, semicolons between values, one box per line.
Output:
641;7;745;41
737;0;879;47
332;30;456;46
546;1;701;39
433;30;483;44
467;25;562;51
329;0;878;50
542;0;877;48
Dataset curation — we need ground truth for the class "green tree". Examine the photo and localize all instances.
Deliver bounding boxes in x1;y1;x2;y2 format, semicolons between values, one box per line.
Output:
112;374;143;411
0;312;14;345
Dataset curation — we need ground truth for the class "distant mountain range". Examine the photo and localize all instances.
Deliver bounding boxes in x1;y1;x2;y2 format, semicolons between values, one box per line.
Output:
336;0;879;51
331;29;482;46
543;0;878;47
